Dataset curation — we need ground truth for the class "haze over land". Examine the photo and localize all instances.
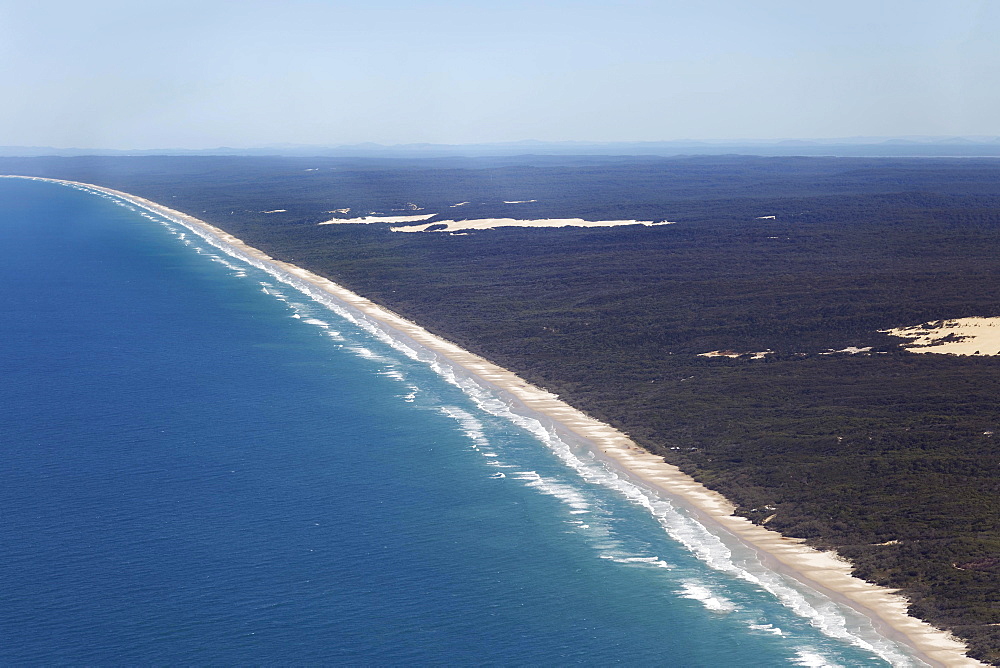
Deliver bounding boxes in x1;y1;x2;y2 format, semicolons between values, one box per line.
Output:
6;136;1000;158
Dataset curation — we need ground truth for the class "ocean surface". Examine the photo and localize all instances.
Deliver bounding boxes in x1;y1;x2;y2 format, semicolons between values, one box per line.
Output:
0;178;924;666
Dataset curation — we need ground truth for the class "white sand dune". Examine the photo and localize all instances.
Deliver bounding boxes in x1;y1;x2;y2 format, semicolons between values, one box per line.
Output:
697;350;772;359
318;213;435;225
391;217;673;232
883;317;1000;355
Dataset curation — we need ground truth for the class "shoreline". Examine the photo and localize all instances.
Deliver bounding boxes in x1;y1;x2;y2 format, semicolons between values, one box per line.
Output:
5;175;981;667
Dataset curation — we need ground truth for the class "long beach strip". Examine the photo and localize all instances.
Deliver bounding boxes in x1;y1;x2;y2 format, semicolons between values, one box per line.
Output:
7;176;980;667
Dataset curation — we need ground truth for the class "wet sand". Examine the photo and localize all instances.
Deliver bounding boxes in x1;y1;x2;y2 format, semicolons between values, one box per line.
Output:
6;176;981;667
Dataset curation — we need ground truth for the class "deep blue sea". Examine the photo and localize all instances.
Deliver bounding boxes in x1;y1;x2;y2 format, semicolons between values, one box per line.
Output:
0;178;924;666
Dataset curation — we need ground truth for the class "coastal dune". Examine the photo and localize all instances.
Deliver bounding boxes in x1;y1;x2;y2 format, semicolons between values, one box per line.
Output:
883;317;1000;356
314;212;673;233
388;217;673;232
5;176;981;667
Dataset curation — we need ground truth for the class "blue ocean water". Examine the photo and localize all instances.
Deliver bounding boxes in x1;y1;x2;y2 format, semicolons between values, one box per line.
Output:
0;178;923;666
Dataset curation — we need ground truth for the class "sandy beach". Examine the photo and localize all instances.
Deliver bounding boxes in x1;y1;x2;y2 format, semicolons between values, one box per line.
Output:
6;175;981;667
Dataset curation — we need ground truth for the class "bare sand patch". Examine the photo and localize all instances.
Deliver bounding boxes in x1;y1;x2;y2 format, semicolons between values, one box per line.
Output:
318;213;435;225
883;317;1000;355
391;218;673;233
698;350;772;359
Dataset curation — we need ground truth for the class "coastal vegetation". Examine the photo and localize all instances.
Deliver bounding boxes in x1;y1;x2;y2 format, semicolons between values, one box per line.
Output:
5;154;1000;663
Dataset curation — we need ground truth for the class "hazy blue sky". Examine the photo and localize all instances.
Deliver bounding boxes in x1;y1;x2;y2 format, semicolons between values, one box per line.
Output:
2;0;998;149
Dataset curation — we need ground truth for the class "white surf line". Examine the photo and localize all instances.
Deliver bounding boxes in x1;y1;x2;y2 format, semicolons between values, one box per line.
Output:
2;175;980;668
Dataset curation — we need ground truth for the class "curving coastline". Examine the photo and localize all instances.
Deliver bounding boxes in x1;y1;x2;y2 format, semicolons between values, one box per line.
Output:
4;175;982;667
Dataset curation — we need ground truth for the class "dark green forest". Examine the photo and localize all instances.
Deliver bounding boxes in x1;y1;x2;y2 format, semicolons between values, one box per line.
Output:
4;154;1000;663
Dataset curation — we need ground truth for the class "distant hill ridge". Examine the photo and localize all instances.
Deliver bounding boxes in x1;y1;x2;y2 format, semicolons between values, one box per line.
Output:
4;136;1000;158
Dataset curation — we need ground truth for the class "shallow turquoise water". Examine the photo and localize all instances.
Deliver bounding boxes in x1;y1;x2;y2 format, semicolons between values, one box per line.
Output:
0;178;920;666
